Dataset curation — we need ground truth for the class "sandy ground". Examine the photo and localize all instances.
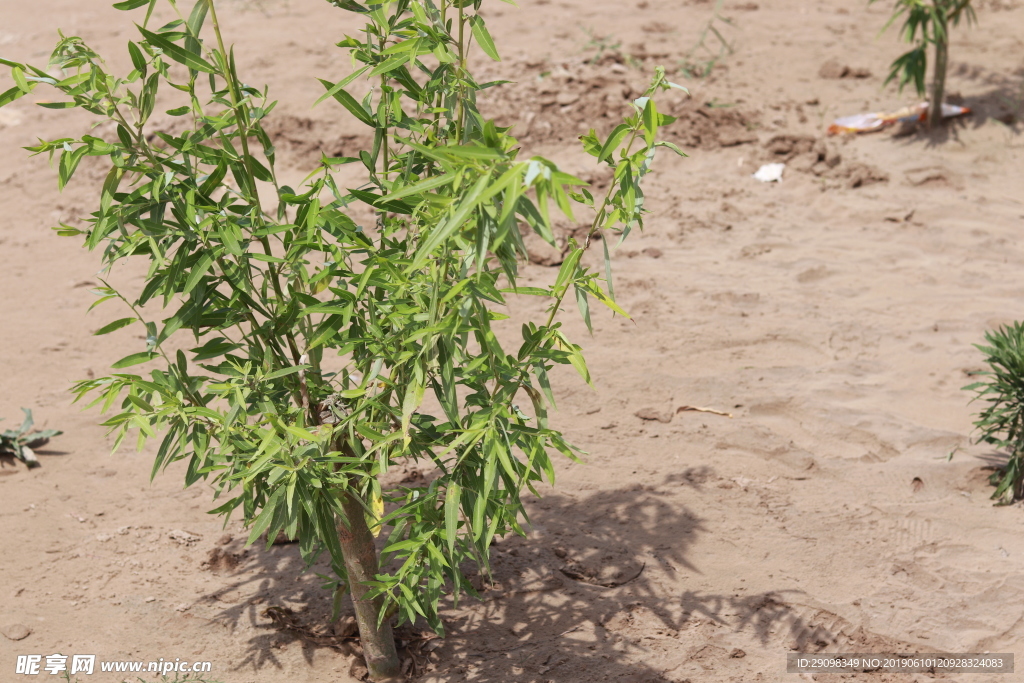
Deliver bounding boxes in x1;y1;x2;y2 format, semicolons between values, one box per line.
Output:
3;0;1024;681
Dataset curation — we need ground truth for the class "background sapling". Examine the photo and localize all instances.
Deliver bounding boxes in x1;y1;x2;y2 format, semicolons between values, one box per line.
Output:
873;0;977;128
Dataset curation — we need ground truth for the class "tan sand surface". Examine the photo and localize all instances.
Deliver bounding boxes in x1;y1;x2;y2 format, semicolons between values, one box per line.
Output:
2;0;1024;680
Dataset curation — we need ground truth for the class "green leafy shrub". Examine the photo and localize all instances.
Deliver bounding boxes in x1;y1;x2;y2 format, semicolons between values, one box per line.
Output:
1;409;62;468
1;0;684;677
965;322;1024;504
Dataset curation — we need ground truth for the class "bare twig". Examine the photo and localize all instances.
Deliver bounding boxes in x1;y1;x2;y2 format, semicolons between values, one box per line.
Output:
559;562;646;588
676;405;733;418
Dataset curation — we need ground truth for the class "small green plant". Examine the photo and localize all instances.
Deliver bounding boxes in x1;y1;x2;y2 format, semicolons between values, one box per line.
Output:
964;322;1024;504
994;80;1024;127
677;0;734;79
580;26;624;65
1;0;684;679
873;0;977;128
0;409;61;468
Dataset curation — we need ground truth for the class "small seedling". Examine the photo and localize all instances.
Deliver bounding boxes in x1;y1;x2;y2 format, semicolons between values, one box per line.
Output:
580;26;624;64
964;322;1024;504
0;409;61;468
677;0;735;79
994;81;1024;127
873;0;977;128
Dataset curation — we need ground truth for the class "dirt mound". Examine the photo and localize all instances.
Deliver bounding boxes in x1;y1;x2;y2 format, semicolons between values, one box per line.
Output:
479;58;759;150
190;59;761;172
761;133;889;188
818;58;872;80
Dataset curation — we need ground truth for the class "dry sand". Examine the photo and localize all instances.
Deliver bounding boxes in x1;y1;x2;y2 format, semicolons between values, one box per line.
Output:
2;0;1024;681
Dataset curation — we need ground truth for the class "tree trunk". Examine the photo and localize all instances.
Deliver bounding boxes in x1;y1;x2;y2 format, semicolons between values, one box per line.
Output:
928;24;949;129
337;490;401;681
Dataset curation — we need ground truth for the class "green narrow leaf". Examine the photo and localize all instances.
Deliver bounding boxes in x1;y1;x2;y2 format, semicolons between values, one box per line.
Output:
113;0;150;8
182;251;215;294
186;0;209;37
470;15;501;61
534;361;556;409
128;40;148;76
369;53;412;77
316;78;376;127
57;145;88;190
599;123;631;163
151;426;180;481
313;66;369;107
401;380;425;446
553;244;583;293
654;140;687;157
137;26;217;73
36;102;78;111
263;364;310;381
100;166;123;214
384;172;456;202
602;230;615;302
472;492;487;542
642;97;658;146
555;332;591;385
10;66;30;93
126;394;154;413
588;280;631;318
411;174;490;270
94;317;138;336
189;338;240;361
111;351;159;368
445;482;461;555
199;161;228;198
247;489;284;546
575;285;592;334
0;85;32;107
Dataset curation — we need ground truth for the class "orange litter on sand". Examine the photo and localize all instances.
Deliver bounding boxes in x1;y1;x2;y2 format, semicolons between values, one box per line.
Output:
827;102;971;135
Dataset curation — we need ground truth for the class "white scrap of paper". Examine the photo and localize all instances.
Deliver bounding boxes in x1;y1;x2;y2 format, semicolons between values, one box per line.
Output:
753;163;785;183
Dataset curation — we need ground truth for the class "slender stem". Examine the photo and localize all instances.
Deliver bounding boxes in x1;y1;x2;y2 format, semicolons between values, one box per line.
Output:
99;281;219;416
928;8;948;130
207;1;258;200
429;0;447;141
207;0;313;414
506;117;648;403
379;30;389;183
540;126;642;331
455;3;466;143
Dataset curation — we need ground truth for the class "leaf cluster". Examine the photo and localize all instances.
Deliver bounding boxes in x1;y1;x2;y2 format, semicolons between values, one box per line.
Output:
0;409;62;468
873;0;976;96
677;0;735;80
964;321;1024;504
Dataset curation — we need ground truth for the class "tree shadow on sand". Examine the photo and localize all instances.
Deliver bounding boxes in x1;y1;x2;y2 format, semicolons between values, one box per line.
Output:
421;482;702;682
894;64;1024;145
176;527;372;674
197;470;875;680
